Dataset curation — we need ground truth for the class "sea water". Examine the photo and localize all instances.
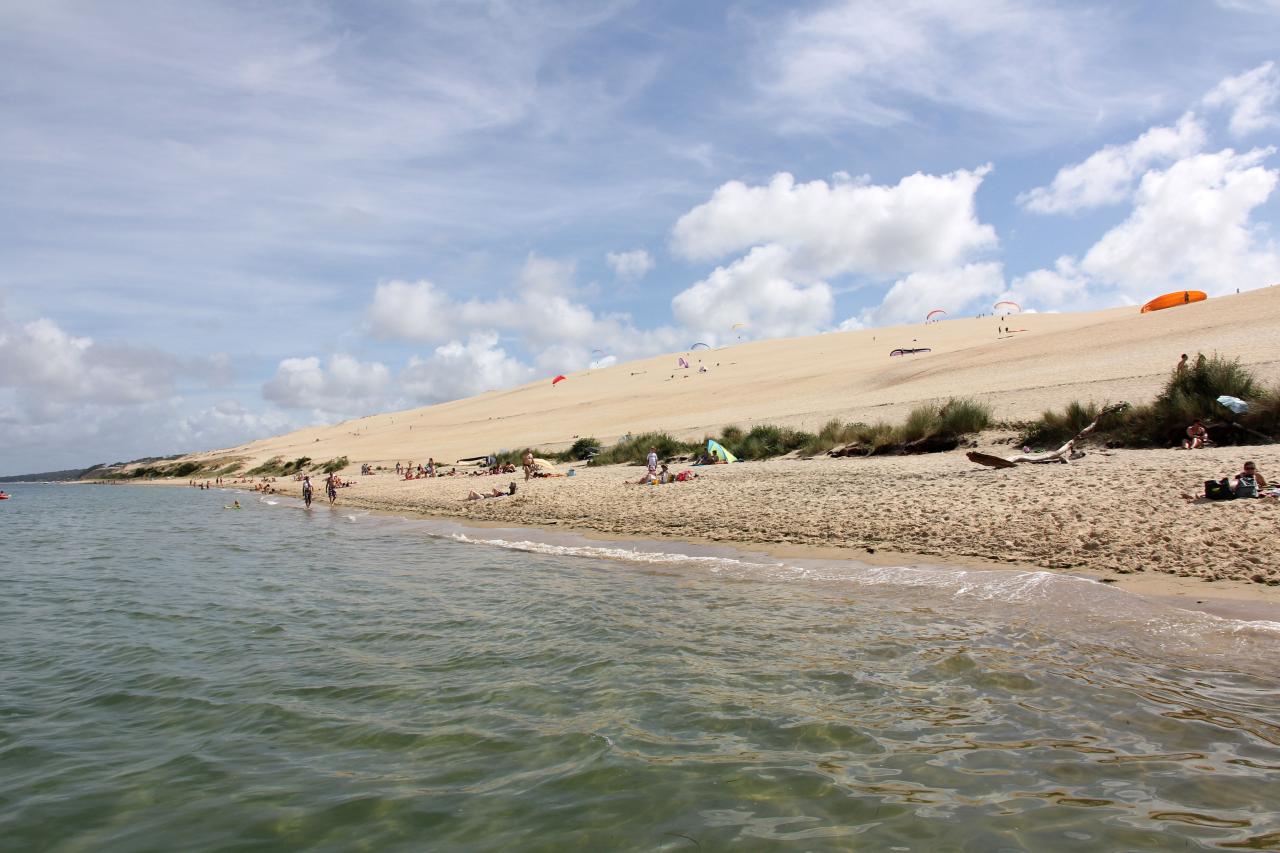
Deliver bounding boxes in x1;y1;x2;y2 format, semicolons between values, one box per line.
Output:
2;483;1279;851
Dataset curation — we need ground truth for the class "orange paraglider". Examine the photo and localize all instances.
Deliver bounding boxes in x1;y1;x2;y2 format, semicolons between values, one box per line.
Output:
1140;291;1206;313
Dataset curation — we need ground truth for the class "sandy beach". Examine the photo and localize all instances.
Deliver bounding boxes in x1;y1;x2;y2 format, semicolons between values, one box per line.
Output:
139;287;1280;609
218;438;1280;614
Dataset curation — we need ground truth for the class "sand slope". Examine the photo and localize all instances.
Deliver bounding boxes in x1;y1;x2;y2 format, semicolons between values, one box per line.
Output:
186;289;1280;468
189;288;1280;470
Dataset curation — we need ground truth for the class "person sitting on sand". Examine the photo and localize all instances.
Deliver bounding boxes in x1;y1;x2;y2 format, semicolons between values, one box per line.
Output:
465;482;517;501
1235;461;1268;498
1183;419;1209;449
658;463;672;484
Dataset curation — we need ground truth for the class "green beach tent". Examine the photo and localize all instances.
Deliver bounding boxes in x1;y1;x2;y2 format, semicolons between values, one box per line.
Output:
706;438;738;463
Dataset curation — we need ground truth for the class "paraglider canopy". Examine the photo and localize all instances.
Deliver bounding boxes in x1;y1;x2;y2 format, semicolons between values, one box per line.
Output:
690;342;710;350
926;309;946;321
730;323;747;330
551;375;567;385
1140;291;1206;313
994;300;1020;313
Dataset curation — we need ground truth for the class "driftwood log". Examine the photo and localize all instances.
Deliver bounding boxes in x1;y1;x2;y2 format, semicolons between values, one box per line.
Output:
968;403;1128;469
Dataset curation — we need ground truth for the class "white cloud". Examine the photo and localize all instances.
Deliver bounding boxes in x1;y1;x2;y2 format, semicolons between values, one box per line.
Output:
262;354;392;413
671;168;997;279
760;0;1142;131
0;309;180;417
1079;147;1280;296
367;255;684;375
173;400;296;450
367;279;504;345
1214;1;1280;14
671;245;835;340
399;332;534;403
1203;62;1280;137
1008;257;1094;311
860;262;1007;326
1018;113;1206;213
606;249;654;281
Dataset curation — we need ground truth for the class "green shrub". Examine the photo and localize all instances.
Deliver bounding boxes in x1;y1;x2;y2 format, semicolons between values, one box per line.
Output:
588;432;699;466
936;398;993;436
557;437;602;462
318;456;348;474
245;457;284;476
1016;354;1276;448
727;424;813;460
1019;401;1102;448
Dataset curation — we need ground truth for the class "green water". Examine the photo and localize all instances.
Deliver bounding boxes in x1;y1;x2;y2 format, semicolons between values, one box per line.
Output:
2;484;1279;851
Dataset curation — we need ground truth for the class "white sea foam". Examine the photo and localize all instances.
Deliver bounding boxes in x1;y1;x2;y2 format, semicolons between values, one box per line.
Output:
445;531;1280;648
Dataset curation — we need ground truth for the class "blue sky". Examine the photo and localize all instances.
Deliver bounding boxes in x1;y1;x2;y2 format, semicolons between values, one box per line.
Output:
3;0;1279;473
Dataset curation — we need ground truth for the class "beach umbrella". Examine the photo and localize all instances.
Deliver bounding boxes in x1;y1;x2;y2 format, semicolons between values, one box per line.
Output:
1217;395;1249;414
706;438;738;463
552;374;566;386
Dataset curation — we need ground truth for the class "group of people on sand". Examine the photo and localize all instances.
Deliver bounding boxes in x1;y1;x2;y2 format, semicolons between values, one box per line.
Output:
629;447;699;485
398;459;470;479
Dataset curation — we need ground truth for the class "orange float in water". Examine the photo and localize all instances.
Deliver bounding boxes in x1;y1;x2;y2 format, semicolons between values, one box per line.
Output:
1140;290;1206;313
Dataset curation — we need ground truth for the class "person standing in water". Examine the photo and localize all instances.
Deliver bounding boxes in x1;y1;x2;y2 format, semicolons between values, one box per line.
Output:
325;473;337;505
302;475;313;508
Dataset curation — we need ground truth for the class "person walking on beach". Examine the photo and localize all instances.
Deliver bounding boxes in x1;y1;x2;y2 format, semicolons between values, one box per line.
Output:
325;473;337;505
302;475;313;508
647;446;659;479
522;449;535;482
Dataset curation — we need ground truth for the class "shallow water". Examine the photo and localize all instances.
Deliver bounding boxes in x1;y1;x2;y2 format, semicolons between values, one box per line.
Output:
3;483;1279;851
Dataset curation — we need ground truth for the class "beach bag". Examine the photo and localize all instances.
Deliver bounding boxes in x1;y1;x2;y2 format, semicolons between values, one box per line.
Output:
1204;478;1235;501
1235;475;1258;499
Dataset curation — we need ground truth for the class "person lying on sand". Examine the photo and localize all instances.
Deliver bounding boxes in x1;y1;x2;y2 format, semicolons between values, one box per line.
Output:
465;482;517;501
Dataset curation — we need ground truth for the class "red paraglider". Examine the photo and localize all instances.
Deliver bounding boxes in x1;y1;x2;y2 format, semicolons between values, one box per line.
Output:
551;375;567;385
926;309;947;321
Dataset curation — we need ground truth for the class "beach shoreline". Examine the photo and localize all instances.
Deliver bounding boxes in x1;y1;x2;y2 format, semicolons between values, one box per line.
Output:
125;439;1280;621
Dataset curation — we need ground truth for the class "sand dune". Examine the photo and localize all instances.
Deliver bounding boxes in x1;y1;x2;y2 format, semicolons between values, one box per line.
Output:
190;287;1280;470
